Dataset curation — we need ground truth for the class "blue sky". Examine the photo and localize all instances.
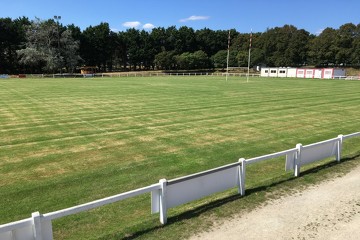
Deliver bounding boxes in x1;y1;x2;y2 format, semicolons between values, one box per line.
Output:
1;0;360;34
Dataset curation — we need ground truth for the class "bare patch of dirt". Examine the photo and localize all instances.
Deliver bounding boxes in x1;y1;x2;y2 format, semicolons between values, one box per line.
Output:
189;165;360;240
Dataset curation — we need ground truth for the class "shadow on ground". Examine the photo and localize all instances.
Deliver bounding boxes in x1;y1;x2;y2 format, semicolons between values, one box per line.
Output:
108;153;360;240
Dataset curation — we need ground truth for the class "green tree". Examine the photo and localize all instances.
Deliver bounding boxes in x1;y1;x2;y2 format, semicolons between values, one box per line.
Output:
123;28;143;70
196;28;229;57
17;18;80;73
154;50;176;70
107;31;126;71
150;27;167;52
232;32;264;67
335;23;356;66
3;17;360;73
175;26;197;53
237;50;248;67
175;52;194;69
212;50;227;69
60;29;82;73
80;22;112;71
308;28;337;66
164;26;178;52
0;17;30;73
192;50;211;69
351;24;360;66
256;25;310;67
17;18;60;73
212;50;237;69
285;28;310;66
17;47;46;73
141;30;156;70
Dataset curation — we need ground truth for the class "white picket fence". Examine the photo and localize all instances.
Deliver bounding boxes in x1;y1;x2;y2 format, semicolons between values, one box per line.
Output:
22;72;261;79
0;132;359;240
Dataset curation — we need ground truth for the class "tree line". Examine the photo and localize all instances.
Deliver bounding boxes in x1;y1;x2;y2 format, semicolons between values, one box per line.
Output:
1;17;360;74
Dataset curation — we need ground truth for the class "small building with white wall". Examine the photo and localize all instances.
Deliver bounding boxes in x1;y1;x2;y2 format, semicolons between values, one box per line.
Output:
314;69;323;78
260;68;297;78
322;68;346;79
260;67;346;79
296;69;305;78
287;68;297;78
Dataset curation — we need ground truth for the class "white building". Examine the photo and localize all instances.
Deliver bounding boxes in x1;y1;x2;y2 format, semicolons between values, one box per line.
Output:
260;67;346;79
260;68;297;78
322;68;346;79
287;68;297;78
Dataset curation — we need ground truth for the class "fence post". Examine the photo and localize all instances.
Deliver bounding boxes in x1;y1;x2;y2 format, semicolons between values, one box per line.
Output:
237;158;241;194
337;135;343;162
239;158;246;196
32;212;43;240
295;144;302;177
159;179;167;225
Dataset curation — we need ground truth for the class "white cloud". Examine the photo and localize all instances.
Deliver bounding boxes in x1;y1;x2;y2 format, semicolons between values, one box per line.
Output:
122;21;141;28
179;15;210;22
143;23;155;30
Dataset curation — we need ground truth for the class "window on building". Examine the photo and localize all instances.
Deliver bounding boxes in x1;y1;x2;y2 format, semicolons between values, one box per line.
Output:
279;70;286;74
265;70;268;73
271;70;277;73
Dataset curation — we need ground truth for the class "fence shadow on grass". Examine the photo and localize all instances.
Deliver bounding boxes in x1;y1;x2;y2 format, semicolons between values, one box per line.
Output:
118;153;360;240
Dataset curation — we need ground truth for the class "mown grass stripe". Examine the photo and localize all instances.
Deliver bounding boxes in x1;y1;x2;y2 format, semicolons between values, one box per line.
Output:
0;76;359;239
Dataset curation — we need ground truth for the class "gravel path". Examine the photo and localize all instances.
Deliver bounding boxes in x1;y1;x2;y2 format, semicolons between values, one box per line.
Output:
189;164;360;240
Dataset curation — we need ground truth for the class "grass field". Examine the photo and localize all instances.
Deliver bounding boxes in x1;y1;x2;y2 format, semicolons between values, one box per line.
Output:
0;76;360;239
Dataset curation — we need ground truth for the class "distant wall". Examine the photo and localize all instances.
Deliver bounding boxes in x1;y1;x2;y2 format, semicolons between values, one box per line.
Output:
261;68;346;79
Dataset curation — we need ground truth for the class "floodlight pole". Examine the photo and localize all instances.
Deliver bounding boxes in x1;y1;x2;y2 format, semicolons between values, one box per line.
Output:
54;15;62;74
247;30;252;83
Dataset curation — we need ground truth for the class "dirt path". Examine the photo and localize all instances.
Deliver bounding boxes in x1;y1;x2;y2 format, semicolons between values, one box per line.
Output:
189;165;360;240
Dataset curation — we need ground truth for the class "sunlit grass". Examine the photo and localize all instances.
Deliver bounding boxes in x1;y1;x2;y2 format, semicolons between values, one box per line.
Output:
0;76;359;239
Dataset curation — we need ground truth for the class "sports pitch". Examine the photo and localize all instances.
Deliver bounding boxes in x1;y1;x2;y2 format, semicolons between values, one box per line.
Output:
0;76;359;239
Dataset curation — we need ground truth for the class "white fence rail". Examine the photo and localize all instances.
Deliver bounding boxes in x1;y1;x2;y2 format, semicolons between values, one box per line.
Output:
0;218;33;240
151;162;241;224
1;132;359;239
343;132;360;139
296;137;341;173
19;72;261;79
336;76;360;80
